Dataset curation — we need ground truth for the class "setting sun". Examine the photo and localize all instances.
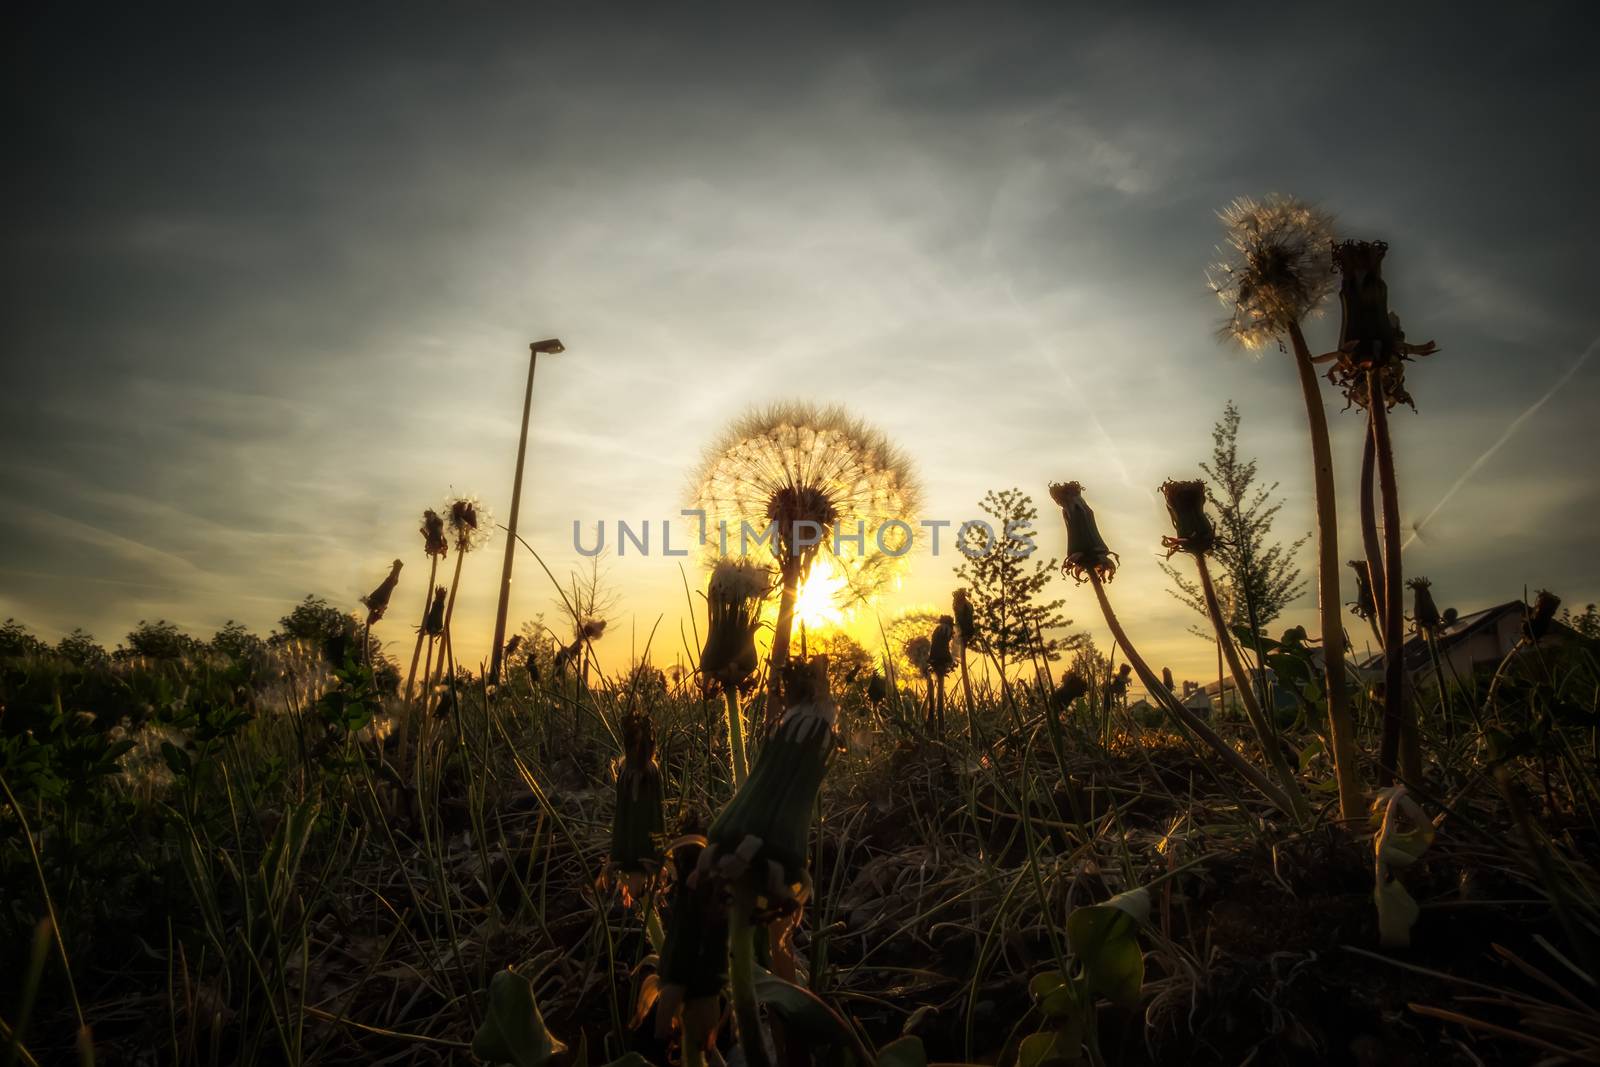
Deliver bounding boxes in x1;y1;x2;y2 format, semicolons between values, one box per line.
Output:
791;558;848;632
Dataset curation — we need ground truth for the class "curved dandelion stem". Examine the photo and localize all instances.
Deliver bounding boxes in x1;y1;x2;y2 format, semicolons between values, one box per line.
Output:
403;554;440;704
728;885;771;1067
1193;554;1311;823
1359;428;1388;630
1288;321;1363;821
1087;570;1300;818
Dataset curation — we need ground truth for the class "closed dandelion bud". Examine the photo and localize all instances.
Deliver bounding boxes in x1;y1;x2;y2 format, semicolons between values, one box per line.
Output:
1526;590;1561;642
1159;479;1216;558
423;586;447;638
655;839;730;1040
952;589;975;647
928;616;955;677
1333;240;1397;370
362;559;403;626
703;657;838;896
1052;671;1089;711
420;509;448;558
607;713;665;907
699;559;771;691
866;671;887;708
1049;481;1119;583
904;636;932;678
1408;577;1443;637
1348;560;1377;620
525;656;540;684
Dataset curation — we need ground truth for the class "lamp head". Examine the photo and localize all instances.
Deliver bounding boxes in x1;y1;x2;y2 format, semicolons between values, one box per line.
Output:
530;338;566;355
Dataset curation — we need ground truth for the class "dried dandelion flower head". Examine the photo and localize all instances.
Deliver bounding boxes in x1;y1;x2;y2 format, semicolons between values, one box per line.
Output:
904;635;932;677
361;559;403;626
445;495;494;553
1407;577;1444;637
952;588;976;647
699;558;773;691
1348;560;1378;620
1209;194;1337;349
420;509;449;558
1159;479;1216;558
928;615;955;677
691;402;921;606
1326;240;1439;410
423;586;447;638
1049;481;1119;583
578;618;608;642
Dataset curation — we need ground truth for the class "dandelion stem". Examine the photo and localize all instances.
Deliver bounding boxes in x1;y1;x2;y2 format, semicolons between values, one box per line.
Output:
728;887;771;1067
1359;428;1388;630
1194;554;1311;822
765;560;801;727
724;687;750;789
1288;321;1362;820
402;554;439;703
1087;572;1300;817
1369;372;1420;784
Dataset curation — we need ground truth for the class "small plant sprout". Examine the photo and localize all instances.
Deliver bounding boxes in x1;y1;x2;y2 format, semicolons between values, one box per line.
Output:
699;558;772;787
1052;480;1301;818
692;403;920;720
1370;786;1435;947
1161;478;1309;822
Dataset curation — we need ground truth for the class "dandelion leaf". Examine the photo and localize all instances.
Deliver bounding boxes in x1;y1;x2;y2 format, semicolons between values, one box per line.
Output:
471;969;567;1067
1375;877;1421;948
1065;888;1149;1009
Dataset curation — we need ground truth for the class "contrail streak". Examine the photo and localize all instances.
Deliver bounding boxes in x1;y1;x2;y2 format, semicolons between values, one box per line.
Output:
1402;334;1599;551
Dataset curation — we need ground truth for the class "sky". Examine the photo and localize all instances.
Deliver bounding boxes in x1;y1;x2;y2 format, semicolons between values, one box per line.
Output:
4;3;1598;687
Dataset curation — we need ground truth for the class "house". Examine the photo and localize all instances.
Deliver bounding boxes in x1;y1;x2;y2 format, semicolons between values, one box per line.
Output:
1360;600;1589;683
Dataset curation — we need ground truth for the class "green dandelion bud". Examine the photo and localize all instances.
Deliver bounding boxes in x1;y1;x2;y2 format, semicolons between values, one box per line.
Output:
654;839;730;1042
422;586;447;638
420;509;448;558
703;657;838;899
1049;481;1119;583
1159;479;1216;558
928;616;955;677
952;588;976;647
606;712;665;907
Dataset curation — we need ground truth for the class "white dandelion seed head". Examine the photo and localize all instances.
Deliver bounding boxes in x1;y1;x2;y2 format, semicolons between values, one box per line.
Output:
1208;194;1338;350
690;402;921;606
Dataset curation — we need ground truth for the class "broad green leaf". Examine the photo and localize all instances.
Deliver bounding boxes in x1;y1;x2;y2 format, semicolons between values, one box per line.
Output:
1065;888;1149;1009
1028;971;1065;999
876;1035;928;1067
752;967;858;1049
471;969;567;1067
1375;878;1420;948
1018;1030;1079;1066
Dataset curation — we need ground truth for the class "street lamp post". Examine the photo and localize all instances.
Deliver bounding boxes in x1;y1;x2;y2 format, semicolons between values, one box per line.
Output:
489;337;565;685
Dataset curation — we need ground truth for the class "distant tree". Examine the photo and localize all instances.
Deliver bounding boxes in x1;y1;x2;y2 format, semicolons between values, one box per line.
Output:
56;629;110;668
211;620;267;662
1564;603;1600;640
273;595;384;669
815;631;874;706
118;619;203;661
1161;402;1308;649
0;619;46;659
955;488;1081;677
